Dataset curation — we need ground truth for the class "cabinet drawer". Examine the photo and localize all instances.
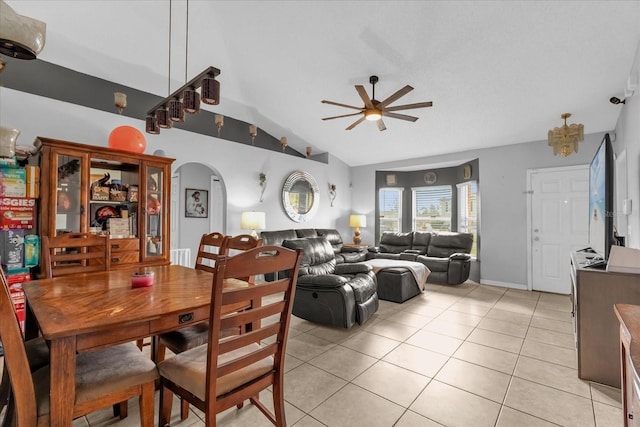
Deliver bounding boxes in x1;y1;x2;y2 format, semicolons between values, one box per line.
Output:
111;238;139;252
110;251;139;265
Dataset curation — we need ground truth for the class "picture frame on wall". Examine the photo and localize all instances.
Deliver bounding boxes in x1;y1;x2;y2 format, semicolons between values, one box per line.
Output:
185;188;208;218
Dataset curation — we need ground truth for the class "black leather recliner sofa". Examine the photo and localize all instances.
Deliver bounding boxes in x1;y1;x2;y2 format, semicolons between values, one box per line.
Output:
280;236;378;328
367;231;473;285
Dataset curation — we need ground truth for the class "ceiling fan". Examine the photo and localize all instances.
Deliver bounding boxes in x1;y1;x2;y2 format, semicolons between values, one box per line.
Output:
321;75;433;131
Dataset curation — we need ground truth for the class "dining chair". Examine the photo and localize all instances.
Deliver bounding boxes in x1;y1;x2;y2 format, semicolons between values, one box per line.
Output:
0;280;49;417
158;244;303;427
41;232;111;278
0;267;159;427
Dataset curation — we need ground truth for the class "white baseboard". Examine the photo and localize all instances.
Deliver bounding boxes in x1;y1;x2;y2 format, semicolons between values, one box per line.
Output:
479;279;528;291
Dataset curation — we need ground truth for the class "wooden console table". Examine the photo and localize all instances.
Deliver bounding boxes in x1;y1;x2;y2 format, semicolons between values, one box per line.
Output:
571;251;640;387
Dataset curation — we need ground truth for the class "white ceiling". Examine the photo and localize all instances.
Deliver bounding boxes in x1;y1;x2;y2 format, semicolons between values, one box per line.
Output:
6;0;640;166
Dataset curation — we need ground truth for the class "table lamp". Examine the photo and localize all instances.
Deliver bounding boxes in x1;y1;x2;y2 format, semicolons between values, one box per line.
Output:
349;214;366;245
241;211;266;238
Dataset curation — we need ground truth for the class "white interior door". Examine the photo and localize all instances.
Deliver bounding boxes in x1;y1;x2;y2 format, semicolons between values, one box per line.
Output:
529;166;589;294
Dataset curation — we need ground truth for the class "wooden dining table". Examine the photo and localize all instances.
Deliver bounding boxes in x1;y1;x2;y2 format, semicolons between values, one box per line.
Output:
23;264;236;426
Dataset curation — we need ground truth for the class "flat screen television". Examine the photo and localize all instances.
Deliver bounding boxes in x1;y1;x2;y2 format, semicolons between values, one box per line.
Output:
588;133;615;261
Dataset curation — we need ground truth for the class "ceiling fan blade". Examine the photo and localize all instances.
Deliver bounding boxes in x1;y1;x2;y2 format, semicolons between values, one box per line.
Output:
355;85;374;109
382;111;419;122
379;85;413;108
385;101;433;112
377;119;387;131
346;116;366;130
321;100;363;110
322;112;363;121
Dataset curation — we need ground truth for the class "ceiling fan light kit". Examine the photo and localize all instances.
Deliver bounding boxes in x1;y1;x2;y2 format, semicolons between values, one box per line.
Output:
321;75;432;131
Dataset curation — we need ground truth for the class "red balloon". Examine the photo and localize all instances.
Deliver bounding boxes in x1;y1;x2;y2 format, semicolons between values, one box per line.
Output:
108;126;146;153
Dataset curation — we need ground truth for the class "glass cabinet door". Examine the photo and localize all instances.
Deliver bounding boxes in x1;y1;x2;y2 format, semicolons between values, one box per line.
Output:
54;153;84;235
144;165;164;258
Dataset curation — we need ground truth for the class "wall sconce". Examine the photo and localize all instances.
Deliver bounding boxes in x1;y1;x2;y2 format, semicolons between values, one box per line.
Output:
306;146;312;158
329;184;337;207
349;214;367;245
249;124;258;145
215;114;224;137
259;172;267;202
240;211;266;239
114;92;127;114
280;137;288;152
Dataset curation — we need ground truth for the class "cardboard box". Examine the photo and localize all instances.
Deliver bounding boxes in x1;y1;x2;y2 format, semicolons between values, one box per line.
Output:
0;166;26;197
108;218;130;237
0;197;36;230
1;229;25;270
25;165;39;198
607;246;640;274
7;271;30;335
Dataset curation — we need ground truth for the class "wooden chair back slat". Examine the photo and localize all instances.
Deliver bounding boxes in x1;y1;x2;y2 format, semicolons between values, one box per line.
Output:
220;301;285;333
42;232;111;278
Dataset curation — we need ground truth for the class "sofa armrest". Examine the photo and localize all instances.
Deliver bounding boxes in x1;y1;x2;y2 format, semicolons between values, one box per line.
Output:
450;252;471;261
399;252;418;261
297;274;348;288
403;249;421;254
335;263;372;275
368;247;381;253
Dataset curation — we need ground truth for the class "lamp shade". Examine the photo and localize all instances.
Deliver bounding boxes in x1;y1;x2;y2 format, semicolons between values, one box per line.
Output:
349;214;366;228
241;211;266;231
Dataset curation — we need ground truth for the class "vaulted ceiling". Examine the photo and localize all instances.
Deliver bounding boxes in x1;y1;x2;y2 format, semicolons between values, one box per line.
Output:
4;1;640;166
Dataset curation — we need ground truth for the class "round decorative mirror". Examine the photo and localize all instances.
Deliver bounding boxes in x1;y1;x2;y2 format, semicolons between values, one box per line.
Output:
282;171;319;222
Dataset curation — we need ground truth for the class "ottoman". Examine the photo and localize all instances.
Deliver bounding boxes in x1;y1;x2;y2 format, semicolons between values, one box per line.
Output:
376;267;422;303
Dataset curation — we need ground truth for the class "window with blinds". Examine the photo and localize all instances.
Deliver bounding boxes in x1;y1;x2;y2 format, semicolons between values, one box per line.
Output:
412;185;452;232
457;181;478;256
379;188;402;237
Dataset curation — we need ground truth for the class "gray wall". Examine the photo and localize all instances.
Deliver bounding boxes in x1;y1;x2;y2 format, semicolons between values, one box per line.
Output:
352;132;607;288
612;92;640;249
1;88;355;245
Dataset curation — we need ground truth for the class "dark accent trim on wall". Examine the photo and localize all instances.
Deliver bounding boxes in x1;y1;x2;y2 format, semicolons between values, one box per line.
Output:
1;57;327;163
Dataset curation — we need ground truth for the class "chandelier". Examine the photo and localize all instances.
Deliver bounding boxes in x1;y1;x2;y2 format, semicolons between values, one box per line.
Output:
548;113;584;157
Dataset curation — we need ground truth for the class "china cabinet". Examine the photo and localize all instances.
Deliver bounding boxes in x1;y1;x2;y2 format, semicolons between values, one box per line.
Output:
37;137;174;270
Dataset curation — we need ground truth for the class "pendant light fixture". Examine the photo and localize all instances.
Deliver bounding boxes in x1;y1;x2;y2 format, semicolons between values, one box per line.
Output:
146;0;221;134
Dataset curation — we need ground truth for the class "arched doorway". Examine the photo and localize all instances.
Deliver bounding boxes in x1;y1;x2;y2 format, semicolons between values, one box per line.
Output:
171;162;226;267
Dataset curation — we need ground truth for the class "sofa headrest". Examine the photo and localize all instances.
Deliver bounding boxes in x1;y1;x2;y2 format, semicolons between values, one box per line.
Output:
282;237;336;276
411;232;432;254
315;228;344;253
428;232;473;257
260;229;297;246
379;232;413;253
296;229;318;238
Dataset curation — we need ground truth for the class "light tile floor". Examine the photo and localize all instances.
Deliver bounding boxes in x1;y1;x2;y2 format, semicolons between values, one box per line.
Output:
4;282;624;426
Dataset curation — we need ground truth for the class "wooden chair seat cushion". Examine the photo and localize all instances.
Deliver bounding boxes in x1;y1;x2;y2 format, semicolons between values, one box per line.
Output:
158;322;210;354
158;342;273;400
25;337;50;371
31;343;158;415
